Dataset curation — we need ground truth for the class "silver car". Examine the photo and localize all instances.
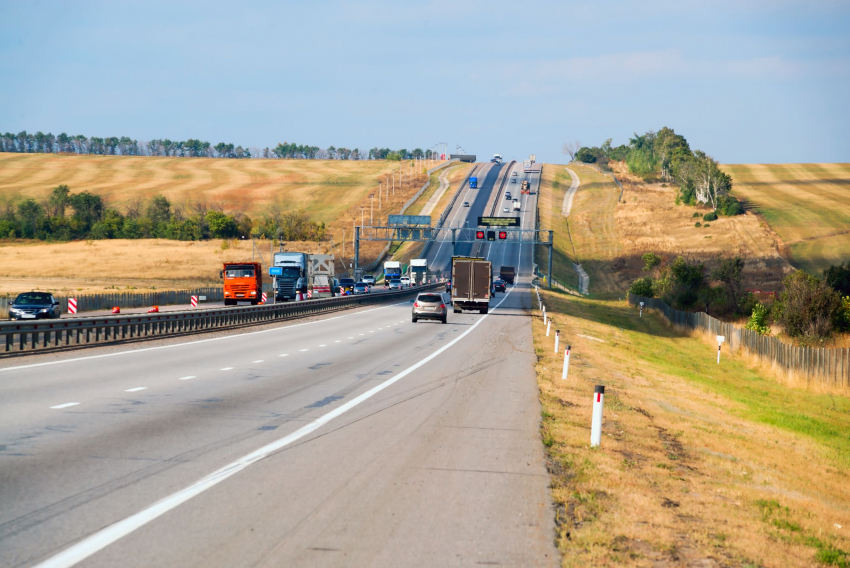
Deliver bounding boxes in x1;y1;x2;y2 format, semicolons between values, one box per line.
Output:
412;292;447;323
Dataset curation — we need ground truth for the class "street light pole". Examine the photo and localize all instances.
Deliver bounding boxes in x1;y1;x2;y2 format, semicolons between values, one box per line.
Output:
369;194;374;225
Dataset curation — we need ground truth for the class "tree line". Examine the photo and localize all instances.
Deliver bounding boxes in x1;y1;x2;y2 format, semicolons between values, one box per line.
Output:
565;127;743;215
0;185;326;242
629;252;850;343
0;130;438;161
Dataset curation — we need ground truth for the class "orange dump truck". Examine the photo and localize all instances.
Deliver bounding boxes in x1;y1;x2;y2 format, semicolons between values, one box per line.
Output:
221;262;263;305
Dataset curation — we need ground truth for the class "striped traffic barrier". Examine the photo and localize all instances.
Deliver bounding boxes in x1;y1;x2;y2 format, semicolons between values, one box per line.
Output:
68;298;78;314
261;292;267;303
591;385;605;447
191;295;198;308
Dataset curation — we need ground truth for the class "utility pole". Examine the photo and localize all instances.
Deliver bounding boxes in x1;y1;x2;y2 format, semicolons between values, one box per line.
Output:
378;184;381;210
360;207;364;227
369;194;374;225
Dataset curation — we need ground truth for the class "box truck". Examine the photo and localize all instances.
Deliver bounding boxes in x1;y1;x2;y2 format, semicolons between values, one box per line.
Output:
451;256;492;314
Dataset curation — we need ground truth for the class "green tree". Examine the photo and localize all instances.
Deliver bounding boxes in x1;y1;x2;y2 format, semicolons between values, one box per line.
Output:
48;184;71;217
69;191;104;227
146;195;172;224
17;199;43;238
775;270;844;341
642;252;661;272
205;210;238;238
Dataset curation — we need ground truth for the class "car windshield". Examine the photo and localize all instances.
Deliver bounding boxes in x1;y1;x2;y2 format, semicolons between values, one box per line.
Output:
418;294;443;303
275;267;301;278
14;293;53;305
225;266;255;278
340;279;355;285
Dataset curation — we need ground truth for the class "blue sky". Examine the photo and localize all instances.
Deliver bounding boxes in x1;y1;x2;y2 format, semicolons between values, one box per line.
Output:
1;0;848;164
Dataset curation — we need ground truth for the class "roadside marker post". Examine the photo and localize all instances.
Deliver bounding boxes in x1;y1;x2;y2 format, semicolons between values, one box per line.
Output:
639;301;644;318
261;292;267;303
590;385;605;447
546;320;551;336
554;330;560;353
717;335;725;363
68;298;77;314
561;345;571;380
191;296;198;308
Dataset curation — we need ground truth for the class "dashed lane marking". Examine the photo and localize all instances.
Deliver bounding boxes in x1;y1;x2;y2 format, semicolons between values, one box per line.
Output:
279;354;288;357
50;402;79;409
124;387;147;392
252;360;264;363
178;376;196;381
299;349;309;352
220;367;234;371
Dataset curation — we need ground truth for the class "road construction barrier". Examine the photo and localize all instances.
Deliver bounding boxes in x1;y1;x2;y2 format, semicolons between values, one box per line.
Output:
261;292;267;303
68;298;77;314
591;385;605;447
0;284;442;354
147;306;159;313
191;296;198;308
112;307;120;314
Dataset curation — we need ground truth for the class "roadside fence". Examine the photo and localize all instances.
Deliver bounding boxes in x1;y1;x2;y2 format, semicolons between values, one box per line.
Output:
629;293;850;388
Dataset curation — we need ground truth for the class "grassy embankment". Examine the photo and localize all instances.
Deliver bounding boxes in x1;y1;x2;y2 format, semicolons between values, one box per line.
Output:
537;164;622;297
0;153;444;293
722;163;850;275
532;290;850;567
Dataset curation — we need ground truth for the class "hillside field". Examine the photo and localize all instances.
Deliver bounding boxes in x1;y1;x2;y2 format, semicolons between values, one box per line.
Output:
722;163;850;274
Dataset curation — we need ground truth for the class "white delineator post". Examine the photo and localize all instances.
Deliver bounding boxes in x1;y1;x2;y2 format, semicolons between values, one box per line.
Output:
717;335;725;364
67;298;78;314
554;330;560;353
546;320;551;336
590;385;605;447
639;301;644;318
561;345;571;380
542;306;546;325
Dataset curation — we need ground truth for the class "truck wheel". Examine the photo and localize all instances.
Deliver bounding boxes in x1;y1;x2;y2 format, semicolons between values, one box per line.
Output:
224;299;235;306
480;307;488;314
412;317;418;323
250;300;258;306
453;308;461;314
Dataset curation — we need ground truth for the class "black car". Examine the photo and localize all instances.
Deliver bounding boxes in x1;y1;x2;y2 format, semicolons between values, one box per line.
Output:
493;279;506;293
9;291;61;320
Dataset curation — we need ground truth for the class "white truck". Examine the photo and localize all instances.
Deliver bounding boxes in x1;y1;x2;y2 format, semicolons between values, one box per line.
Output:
410;258;428;285
512;199;521;211
309;254;336;298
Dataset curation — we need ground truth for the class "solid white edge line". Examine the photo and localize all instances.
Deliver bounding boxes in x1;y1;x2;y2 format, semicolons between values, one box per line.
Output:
49;402;80;409
34;286;517;568
0;301;411;374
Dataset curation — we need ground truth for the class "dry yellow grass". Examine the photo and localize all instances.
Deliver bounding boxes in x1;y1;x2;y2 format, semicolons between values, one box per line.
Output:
612;162;794;292
721;163;850;274
536;165;579;290
533;290;850;567
0;238;325;295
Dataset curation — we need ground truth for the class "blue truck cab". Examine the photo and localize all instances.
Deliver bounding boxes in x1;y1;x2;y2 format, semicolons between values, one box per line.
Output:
469;176;478;189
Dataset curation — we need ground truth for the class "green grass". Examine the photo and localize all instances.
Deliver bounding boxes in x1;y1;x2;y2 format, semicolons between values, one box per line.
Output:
536;164;579;290
722;163;850;273
553;292;850;466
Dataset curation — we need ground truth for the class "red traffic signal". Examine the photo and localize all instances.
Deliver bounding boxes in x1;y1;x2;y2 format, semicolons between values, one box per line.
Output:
476;231;485;239
499;231;507;240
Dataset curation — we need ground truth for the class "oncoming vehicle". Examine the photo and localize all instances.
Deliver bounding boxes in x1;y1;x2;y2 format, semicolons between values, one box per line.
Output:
9;292;61;320
412;293;447;324
512;171;518;176
463;201;470;207
503;207;510;213
505;191;511;200
493;279;506;293
511;178;516;183
399;276;411;288
353;282;370;294
389;278;403;290
222;262;262;306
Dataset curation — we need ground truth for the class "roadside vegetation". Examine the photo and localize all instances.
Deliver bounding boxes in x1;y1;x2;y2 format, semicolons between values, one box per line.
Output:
532;289;850;567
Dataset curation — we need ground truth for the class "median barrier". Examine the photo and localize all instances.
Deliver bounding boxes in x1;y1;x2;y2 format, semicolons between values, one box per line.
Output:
0;284;441;355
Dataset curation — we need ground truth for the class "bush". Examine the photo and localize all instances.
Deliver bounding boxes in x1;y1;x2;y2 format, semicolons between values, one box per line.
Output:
694;222;702;227
824;262;850;296
703;223;711;228
717;194;744;216
703;211;718;222
692;212;701;218
629;277;654;297
744;302;771;335
775;270;845;341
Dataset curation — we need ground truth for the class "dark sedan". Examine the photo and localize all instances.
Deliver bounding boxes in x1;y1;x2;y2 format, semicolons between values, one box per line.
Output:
9;292;61;320
493;279;506;293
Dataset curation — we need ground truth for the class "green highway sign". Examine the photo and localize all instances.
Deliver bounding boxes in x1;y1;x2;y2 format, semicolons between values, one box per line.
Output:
478;216;520;227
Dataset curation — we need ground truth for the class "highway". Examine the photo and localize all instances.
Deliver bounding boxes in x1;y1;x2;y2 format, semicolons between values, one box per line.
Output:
0;161;555;568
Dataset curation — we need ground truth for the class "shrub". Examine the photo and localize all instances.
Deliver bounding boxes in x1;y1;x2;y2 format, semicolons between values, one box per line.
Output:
745;303;771;335
692;212;701;218
717;194;744;216
824;262;850;296
695;222;702;227
703;211;718;222
629;277;654;297
642;252;662;272
775;270;845;341
703;223;711;228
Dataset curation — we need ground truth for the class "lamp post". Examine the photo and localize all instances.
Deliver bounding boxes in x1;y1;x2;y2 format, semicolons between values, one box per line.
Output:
369;194;374;225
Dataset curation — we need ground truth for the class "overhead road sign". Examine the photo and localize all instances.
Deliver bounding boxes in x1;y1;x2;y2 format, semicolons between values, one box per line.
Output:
478;216;520;227
388;215;431;227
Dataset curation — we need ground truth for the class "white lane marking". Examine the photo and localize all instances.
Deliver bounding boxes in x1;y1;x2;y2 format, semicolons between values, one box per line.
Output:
124;387;147;392
348;336;354;339
0;302;411;374
368;331;374;333
220;367;233;371
299;349;309;352
178;376;196;381
279;354;288;357
252;360;264;363
359;333;365;336
50;402;79;409
334;340;341;343
34;285;516;568
318;344;327;347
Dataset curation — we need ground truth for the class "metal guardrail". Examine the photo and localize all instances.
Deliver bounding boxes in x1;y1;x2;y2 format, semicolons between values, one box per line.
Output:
0;284;441;355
